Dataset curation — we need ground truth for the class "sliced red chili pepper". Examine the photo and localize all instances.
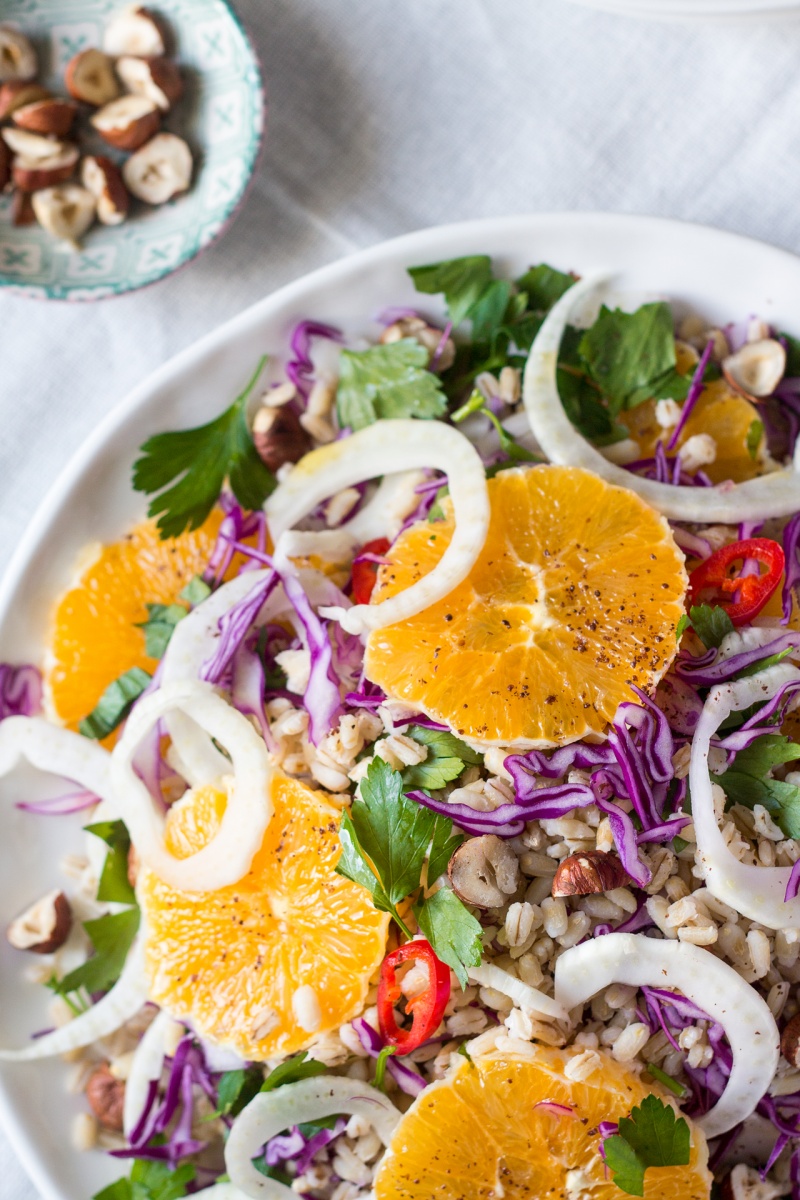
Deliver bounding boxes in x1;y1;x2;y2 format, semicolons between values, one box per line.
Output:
687;537;785;627
351;538;391;606
377;939;451;1054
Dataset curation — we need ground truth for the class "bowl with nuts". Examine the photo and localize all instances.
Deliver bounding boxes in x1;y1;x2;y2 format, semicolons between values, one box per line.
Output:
0;1;264;300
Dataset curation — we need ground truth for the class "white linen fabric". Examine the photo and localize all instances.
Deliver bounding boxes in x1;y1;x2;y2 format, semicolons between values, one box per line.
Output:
3;0;800;1193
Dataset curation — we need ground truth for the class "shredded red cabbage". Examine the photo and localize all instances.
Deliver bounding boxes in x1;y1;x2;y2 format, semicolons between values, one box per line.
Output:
351;1016;427;1096
676;632;800;687
783;513;800;625
0;663;42;719
286;321;343;402
114;1035;213;1165
16;788;100;816
231;634;277;754
666;339;714;451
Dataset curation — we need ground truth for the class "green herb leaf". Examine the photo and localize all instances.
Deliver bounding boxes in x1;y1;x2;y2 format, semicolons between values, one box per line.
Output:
672;836;689;854
604;1095;691;1197
261;1051;327;1092
350;758;436;907
578;303;677;417
718;733;800;837
408;256;495;326
133;357;275;539
78;667;152;739
747;419;764;461
468;278;512;341
180;575;212;607
53;907;140;999
130;1161;196;1200
402;724;483;790
336;809;400;926
683;604;734;650
457;1041;474;1063
336;341;447;431
781;331;800;377
215;1066;264;1117
85;819;136;905
515;264;574;313
427;813;464;884
137;603;187;659
416;885;483;987
372;1045;396;1091
676;613;690;641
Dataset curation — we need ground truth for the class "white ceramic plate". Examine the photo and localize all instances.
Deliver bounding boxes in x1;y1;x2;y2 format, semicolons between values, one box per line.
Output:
565;0;800;19
3;211;800;1200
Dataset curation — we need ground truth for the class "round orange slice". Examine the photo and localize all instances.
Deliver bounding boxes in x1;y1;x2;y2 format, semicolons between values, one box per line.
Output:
364;465;687;747
374;1047;711;1200
139;773;389;1061
620;379;765;486
45;512;226;730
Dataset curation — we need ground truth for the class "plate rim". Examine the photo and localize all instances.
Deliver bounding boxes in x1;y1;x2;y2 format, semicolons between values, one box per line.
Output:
3;209;800;1199
0;0;267;303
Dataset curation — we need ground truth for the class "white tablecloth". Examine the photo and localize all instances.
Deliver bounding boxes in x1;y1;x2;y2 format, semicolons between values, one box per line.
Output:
3;0;800;1193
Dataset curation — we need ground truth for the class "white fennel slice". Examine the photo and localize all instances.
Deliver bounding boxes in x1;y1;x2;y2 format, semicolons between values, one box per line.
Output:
554;932;779;1138
523;274;800;522
123;1007;176;1136
264;419;490;636
111;680;273;892
468;964;568;1022
0;716;114;805
0;936;148;1061
225;1076;401;1198
690;662;800;929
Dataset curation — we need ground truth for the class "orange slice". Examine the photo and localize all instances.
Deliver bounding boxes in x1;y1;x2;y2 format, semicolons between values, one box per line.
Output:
374;1047;711;1200
139;774;388;1060
45;512;226;730
364;465;687;747
620;379;765;486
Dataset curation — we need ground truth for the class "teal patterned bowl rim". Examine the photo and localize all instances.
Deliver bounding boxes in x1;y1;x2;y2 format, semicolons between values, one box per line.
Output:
0;0;266;302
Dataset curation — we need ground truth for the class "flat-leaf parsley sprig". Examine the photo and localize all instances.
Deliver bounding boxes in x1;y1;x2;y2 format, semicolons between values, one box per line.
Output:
602;1095;691;1197
133;356;276;539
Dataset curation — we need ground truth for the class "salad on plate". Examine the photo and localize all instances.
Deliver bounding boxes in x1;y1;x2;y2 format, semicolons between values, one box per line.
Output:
4;253;800;1200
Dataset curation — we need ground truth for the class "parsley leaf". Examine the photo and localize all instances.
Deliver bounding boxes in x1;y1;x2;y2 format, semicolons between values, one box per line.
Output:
717;733;800;837
781;331;800;377
604;1095;690;1197
180;575;212;607
356;759;436;902
137;603;187;658
52;907;140;1000
261;1051;326;1092
93;1160;196;1200
427;813;464;884
85;819;136;905
402;724;483;790
416;886;483;987
215;1066;264;1117
516;263;574;312
681;603;734;649
747;419;764;461
337;810;400;927
336;341;447;431
468;278;512;341
133;357;275;539
408;256;495;325
79;667;152;739
578;303;678;417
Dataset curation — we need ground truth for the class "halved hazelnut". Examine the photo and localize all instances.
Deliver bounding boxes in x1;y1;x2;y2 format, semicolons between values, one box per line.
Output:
81;154;129;226
551;849;630;897
252;405;312;473
10;143;79;192
85;1063;125;1131
722;339;786;403
11;189;35;226
116;55;183;112
91;94;160;151
0;138;9;191
780;1011;800;1067
14;97;78;137
2;127;67;160
7;890;72;954
32;183;96;247
64;49;120;107
0;27;37;84
0;81;50;120
448;835;520;908
103;7;167;58
719;1164;785;1200
122;132;192;204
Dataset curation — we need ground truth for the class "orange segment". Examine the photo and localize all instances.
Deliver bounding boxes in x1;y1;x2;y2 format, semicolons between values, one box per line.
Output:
620;379;764;485
45;512;226;729
374;1048;711;1200
365;466;687;748
139;774;389;1060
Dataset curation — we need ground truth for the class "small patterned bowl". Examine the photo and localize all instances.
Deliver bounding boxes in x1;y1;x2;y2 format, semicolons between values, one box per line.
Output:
0;0;265;300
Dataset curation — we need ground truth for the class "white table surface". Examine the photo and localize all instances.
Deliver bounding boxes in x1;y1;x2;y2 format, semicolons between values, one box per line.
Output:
4;0;800;1193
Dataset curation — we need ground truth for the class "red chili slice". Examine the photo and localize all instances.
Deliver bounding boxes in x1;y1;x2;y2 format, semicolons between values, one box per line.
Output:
687;537;785;626
351;538;391;606
377;939;451;1054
